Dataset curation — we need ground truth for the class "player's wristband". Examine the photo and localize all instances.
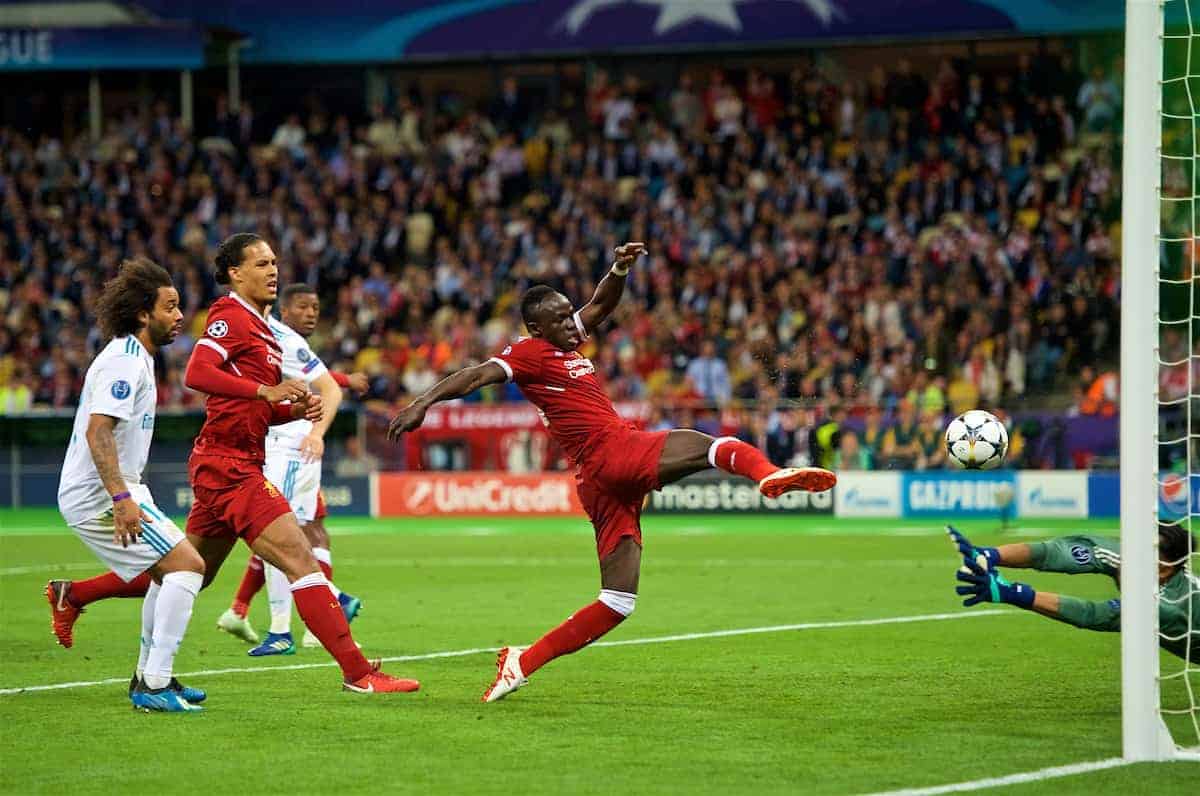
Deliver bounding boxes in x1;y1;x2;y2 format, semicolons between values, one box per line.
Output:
111;491;131;503
994;575;1035;608
610;261;630;277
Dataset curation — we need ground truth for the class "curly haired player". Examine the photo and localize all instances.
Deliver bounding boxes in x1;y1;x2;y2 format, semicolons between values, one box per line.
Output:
51;257;206;712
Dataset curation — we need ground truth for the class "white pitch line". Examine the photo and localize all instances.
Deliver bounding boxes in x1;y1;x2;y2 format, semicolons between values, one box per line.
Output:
0;558;977;576
0;562;99;577
0;609;1006;696
861;757;1131;796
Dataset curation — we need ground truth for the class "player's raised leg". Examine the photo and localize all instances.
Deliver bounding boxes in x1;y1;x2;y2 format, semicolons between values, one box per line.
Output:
656;428;836;495
45;570;151;649
250;512;418;693
217;555;263;644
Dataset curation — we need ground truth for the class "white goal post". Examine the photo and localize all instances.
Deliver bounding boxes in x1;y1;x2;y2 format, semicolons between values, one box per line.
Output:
1123;0;1199;762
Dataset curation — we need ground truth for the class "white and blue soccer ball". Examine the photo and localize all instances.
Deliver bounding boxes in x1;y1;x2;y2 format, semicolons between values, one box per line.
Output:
945;410;1009;470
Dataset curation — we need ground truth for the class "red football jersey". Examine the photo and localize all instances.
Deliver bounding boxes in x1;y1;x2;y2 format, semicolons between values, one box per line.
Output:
489;335;624;463
190;292;283;463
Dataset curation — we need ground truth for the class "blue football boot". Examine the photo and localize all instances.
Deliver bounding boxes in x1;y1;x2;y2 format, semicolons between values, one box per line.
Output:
129;674;207;704
338;592;362;623
247;631;295;657
130;680;203;713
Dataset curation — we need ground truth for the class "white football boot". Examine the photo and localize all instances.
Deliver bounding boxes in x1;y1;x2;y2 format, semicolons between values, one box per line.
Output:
216;608;260;644
482;646;528;703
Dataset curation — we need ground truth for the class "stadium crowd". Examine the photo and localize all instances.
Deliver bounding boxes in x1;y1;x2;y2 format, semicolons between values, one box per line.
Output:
0;50;1122;469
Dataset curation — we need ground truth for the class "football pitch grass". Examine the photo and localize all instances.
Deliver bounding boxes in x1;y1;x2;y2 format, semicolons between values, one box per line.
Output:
1;509;1197;794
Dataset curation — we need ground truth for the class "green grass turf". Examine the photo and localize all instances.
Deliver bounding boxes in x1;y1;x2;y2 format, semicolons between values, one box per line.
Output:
0;509;1196;794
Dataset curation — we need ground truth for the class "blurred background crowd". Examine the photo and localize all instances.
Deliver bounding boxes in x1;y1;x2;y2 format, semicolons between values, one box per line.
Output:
0;47;1123;469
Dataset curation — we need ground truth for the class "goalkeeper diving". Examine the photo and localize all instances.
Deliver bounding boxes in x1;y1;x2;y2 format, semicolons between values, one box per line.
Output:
949;523;1199;660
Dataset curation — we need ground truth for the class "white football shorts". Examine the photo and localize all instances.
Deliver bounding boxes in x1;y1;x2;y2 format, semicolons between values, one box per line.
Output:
263;451;321;524
68;484;185;582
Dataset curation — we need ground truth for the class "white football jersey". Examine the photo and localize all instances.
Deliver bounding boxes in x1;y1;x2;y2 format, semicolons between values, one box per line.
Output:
58;336;158;525
265;316;328;452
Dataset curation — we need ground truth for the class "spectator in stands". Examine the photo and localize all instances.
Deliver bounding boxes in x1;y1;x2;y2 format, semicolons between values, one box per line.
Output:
686;340;731;405
270;113;306;156
832;430;872;470
1078;365;1118;417
0;48;1119;442
1077;65;1120;132
881;402;921;469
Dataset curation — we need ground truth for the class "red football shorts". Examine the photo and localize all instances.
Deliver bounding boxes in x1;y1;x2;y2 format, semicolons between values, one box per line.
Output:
574;427;669;560
187;454;293;545
315;490;327;521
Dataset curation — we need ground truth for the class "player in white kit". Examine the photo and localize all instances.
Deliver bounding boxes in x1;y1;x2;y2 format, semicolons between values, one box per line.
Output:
216;283;362;655
54;257;207;712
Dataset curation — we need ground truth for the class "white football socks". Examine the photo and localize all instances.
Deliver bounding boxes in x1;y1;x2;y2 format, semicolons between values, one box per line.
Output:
136;580;161;681
142;571;202;690
312;547;342;598
265;562;294;635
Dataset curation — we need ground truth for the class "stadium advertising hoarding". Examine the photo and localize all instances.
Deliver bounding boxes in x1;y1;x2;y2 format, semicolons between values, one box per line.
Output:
143;472;372;517
134;1;1124;65
376;472;583;517
901;470;1017;518
644;471;833;514
833;472;902;518
1078;471;1190;519
1014;472;1089;518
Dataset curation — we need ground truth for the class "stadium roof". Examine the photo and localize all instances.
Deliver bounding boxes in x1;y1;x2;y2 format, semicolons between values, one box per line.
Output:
0;1;214;71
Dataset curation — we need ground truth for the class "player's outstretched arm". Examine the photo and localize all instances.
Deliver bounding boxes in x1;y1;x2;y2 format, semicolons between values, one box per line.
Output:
386;361;508;440
575;242;646;334
947;525;1032;572
954;557;1120;629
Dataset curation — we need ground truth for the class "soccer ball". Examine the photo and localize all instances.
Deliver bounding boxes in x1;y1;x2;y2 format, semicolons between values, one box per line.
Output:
945;410;1008;470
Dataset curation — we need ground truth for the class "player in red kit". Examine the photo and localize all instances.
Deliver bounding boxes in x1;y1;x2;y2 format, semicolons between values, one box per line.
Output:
387;242;835;702
183;232;417;694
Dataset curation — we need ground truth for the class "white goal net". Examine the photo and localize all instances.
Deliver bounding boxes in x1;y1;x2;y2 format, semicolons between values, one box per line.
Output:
1143;0;1200;759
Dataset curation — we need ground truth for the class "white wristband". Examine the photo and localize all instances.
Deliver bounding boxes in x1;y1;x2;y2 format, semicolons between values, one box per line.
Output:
611;262;630;276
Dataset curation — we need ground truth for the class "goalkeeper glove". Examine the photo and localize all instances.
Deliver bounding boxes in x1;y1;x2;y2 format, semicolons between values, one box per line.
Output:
955;558;1035;608
946;525;1000;572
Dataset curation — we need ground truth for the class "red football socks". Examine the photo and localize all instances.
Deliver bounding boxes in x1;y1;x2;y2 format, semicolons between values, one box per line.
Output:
290;573;371;682
232;556;266;617
71;571;151;606
519;601;626;676
317;560;332;581
710;437;778;483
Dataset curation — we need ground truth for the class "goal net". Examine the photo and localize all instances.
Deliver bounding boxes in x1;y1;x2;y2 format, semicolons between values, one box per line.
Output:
1133;0;1200;760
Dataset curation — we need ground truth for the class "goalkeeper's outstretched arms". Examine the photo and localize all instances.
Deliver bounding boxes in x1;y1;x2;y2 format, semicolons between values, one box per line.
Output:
954;551;1199;661
954;557;1120;631
946;526;1119;577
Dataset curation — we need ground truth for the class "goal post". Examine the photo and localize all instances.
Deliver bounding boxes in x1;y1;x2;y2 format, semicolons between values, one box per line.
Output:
1125;0;1200;762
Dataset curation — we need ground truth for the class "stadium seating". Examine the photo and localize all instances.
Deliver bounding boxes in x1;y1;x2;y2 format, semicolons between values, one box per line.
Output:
0;53;1121;470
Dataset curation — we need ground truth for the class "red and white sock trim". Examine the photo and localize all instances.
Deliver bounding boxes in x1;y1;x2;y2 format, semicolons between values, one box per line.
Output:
707;436;739;469
598;589;637;617
288;572;327;592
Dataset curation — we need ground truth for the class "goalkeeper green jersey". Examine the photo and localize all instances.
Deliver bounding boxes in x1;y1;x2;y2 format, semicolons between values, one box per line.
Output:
1029;535;1199;660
